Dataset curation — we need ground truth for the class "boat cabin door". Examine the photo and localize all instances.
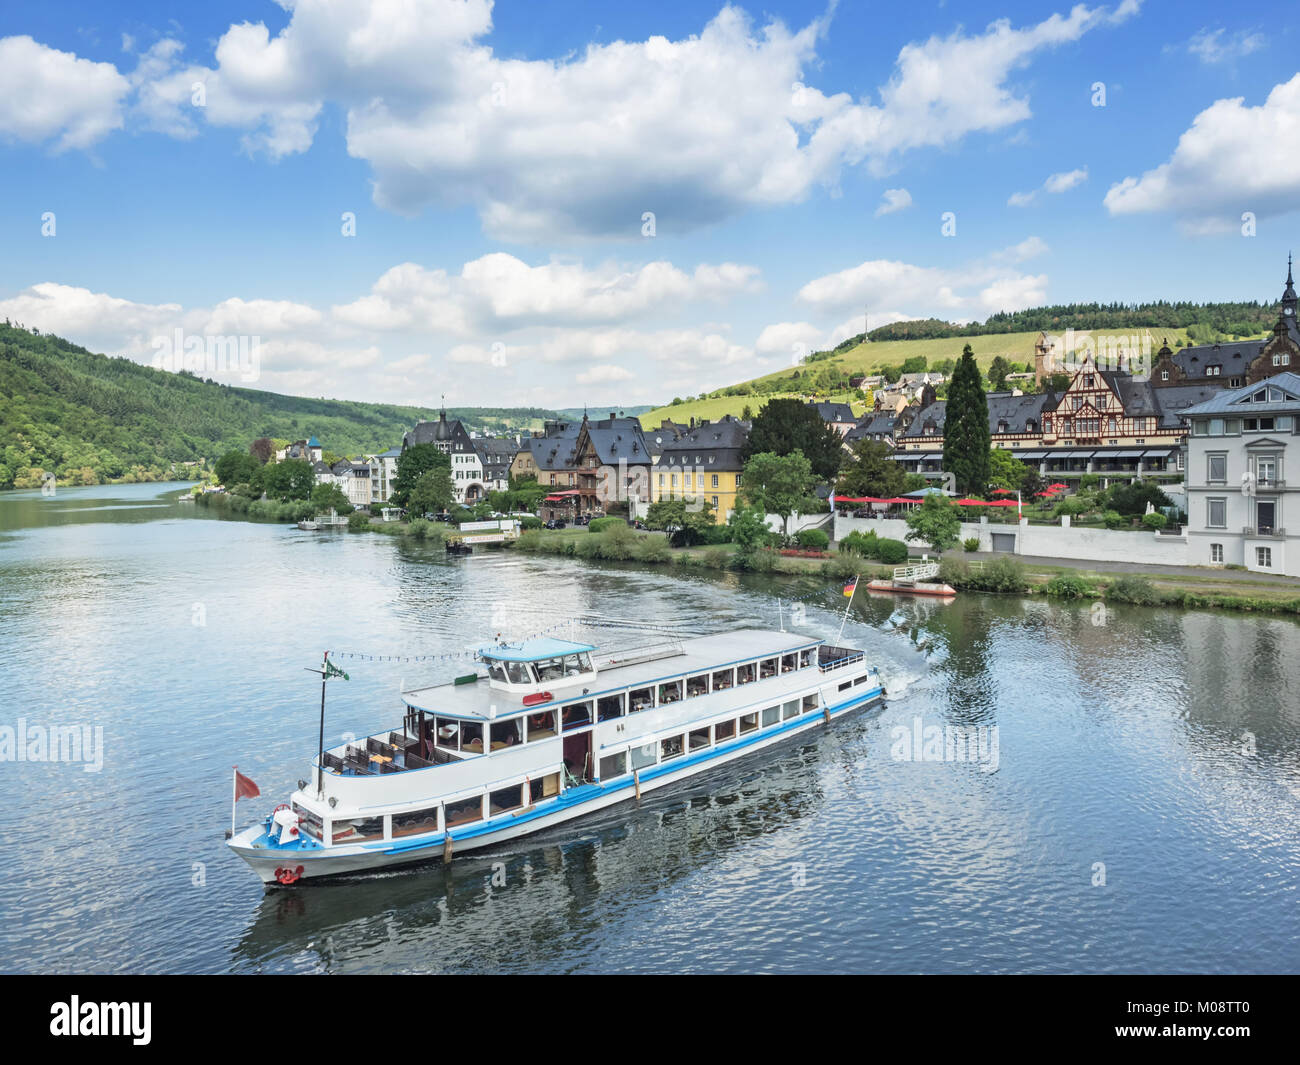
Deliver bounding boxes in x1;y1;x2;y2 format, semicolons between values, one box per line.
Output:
562;732;592;786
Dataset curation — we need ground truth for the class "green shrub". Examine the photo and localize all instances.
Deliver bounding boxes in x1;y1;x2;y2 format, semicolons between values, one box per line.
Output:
1102;509;1125;530
962;537;980;552
703;547;732;569
875;538;909;565
1107;575;1161;606
821;555;862;581
407;518;430;540
1080;474;1100;488
347;511;370;531
587;516;623;534
632;536;672;563
737;546;779;572
796;528;830;551
1142;512;1167;531
519;515;543;530
839;529;879;558
1044;574;1096;599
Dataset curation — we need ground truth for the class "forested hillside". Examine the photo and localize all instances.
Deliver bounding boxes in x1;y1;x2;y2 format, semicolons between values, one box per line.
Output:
0;324;557;489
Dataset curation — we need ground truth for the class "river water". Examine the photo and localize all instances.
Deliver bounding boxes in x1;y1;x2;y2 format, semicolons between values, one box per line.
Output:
0;482;1297;974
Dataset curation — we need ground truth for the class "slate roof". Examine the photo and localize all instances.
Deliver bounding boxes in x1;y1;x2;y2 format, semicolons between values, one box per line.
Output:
901;391;1054;438
845;412;899;442
579;416;651;465
808;401;855;423
1179;372;1300;416
656;415;749;466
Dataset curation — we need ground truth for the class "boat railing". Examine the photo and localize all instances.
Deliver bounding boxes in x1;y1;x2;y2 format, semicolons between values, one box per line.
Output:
597;638;685;671
817;645;865;673
893;561;940;582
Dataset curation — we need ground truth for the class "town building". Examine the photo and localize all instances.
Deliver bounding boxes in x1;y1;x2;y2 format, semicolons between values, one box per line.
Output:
650;414;749;522
367;447;401;504
277;436;323;463
569;413;653;517
331;459;372;508
807;401;858;437
1179;372;1300;576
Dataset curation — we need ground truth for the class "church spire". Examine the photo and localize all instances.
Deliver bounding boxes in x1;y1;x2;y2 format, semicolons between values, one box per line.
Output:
1283;254;1297;319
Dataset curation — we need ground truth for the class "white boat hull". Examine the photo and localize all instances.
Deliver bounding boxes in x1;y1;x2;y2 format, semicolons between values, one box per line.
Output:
229;683;883;886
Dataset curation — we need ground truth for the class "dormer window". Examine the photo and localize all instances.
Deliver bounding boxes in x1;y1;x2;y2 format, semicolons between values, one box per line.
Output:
1161;370;1169;380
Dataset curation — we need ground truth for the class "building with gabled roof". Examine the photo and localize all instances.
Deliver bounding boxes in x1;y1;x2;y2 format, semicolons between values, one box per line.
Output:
651;414;750;522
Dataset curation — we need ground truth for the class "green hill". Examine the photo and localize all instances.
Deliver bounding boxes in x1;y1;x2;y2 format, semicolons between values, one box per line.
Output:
0;323;559;490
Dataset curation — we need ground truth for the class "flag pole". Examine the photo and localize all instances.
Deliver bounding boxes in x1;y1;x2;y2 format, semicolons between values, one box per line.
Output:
317;651;329;798
230;766;237;839
835;577;858;645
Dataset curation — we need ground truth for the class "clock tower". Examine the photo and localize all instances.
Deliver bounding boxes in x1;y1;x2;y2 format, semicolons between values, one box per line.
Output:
1283;253;1297;320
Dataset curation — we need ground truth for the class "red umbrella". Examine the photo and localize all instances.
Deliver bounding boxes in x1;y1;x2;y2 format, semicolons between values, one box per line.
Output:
991;487;1015;495
1049;482;1068;489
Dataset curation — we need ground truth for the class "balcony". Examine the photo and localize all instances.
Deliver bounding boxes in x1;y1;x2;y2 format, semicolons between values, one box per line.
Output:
1253;478;1286;491
1243;526;1287;539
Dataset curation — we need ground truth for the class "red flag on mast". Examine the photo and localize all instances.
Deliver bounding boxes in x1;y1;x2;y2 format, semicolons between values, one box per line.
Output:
234;770;260;801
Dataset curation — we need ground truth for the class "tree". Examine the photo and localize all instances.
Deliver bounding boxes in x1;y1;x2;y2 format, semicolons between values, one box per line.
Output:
214;450;259;487
742;398;844;482
739;451;818;536
836;439;908;499
264;459;315;501
900;355;928;374
391;444;450;507
408;467;455;517
249;437;274;464
987;355;1011;392
987;447;1029;492
310;482;354;515
942;345;990;496
645;497;717;546
904;494;961;555
727;504;770;556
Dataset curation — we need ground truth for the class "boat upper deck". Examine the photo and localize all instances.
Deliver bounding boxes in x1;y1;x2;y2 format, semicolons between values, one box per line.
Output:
402;628;823;721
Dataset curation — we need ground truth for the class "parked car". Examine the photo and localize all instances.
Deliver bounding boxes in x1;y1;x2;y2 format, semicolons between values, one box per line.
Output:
574;515;589;526
544;519;567;530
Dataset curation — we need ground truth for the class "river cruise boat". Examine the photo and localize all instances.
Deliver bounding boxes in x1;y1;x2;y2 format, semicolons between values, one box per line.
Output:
229;628;884;885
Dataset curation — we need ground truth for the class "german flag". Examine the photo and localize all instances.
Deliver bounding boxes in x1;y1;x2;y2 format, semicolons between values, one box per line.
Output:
843;577;858;597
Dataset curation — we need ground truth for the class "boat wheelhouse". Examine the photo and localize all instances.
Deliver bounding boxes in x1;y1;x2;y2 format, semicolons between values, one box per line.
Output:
229;628;883;885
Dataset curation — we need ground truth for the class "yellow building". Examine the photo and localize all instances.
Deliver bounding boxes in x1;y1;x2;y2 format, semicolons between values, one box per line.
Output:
650;415;748;522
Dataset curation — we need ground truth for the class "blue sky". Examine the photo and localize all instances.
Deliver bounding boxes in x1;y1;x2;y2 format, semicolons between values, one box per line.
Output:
1;1;1296;408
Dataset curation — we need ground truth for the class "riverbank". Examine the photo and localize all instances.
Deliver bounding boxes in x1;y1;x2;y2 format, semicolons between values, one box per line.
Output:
196;498;1300;617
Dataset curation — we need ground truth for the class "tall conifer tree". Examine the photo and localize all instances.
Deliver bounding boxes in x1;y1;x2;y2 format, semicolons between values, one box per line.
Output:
942;344;990;495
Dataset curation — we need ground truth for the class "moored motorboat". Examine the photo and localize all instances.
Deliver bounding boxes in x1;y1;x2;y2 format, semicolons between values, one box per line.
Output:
228;627;884;886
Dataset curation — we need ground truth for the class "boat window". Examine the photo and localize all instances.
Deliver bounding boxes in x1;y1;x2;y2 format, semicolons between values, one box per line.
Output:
333;816;384;843
712;668;734;690
782;699;800;721
435;717;461;750
599;752;627;779
688;727;710;752
658;679;683;704
628;686;653;713
780;654;797;674
535;657;566;682
293;803;323;840
739;712;759;734
461;722;484;753
575;652;593;672
561;701;592;731
762;705;780;726
562;655;588;676
485;659;508;683
686;674;709;698
715;719;736;741
760;658;778;679
597;693;624;721
736;662;756;685
853;674;868;686
802;694;819;713
531;773;560;802
490;719;521;750
506;661;533;685
838;680;852;692
799;648;814;669
660;735;684;761
525;710;557;742
489;784;524;815
444;795;483;827
629;742;657;770
391;806;439;838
